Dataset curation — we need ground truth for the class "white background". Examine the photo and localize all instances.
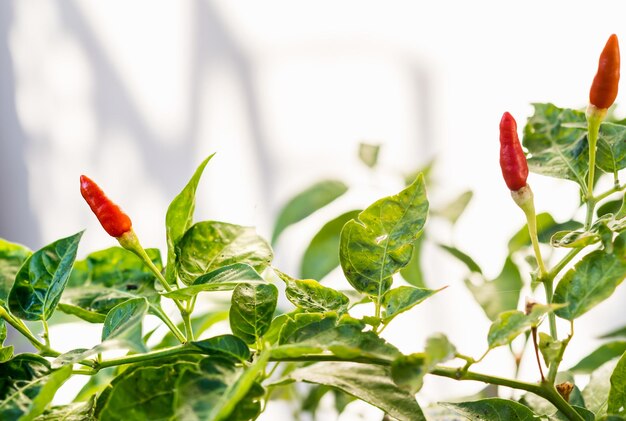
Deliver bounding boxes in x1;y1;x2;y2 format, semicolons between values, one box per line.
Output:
2;1;626;418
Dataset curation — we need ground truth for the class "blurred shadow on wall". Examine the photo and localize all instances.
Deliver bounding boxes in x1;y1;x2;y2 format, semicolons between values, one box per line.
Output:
0;2;40;247
55;0;273;210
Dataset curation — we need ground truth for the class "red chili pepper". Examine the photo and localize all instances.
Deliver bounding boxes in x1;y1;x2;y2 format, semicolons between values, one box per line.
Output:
590;34;620;110
80;175;132;238
499;112;528;191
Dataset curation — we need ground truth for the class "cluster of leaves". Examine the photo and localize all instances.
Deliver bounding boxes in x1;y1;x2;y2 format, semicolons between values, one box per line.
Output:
2;100;626;421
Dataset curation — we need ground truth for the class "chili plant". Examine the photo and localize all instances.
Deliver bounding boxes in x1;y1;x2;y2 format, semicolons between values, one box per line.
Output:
1;35;626;421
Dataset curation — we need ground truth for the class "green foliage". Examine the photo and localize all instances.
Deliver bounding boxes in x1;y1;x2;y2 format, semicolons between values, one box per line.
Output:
162;263;264;300
192;335;250;362
0;354;70;420
391;333;456;393
165;154;214;284
229;283;278;345
0;239;31;301
300;210;360;280
275;270;349;314
9;232;83;321
101;298;148;343
272;180;348;244
339;174;428;296
380;285;441;324
570;341;626;373
554;233;626;320
279;362;426;421
358;143;381;168
59;247;162;323
487;304;560;349
176;221;273;285
508;212;583;254
523;103;589;186
608;351;626;415
465;257;523;321
432;190;473;225
442;398;542;420
273;312;400;362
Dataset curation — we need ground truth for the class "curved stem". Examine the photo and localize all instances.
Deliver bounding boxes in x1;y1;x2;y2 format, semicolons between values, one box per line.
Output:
151;307;187;343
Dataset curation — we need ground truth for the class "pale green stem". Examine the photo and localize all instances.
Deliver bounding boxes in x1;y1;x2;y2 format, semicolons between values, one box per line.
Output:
585;111;603;229
151;307;186;343
42;319;50;348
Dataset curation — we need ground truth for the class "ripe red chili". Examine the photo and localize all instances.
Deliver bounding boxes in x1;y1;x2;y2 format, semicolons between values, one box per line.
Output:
80;175;132;238
589;34;620;110
499;112;528;191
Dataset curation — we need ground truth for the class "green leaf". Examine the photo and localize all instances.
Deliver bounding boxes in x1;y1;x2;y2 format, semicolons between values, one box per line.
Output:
340;174;428;296
539;332;562;368
102;298;148;342
554;235;626;320
74;368;115;403
391;333;456;393
300;210;360;280
192;334;250;362
358;143;380;168
176;221;272;285
20;365;72;421
35;396;96;420
551;230;600;248
399;235;426;288
570;341;626;373
442;398;541;420
601;326;626;339
465;257;523;321
0;239;31;301
165;154;214;284
0;346;14;363
229;283;278;344
60;247;162;322
433;190;473;225
272;180;348;244
161;263;264;300
96;359;197;420
273;312;400;362
0;354;70;421
57;303;106;323
583;359;618;414
9;231;83;321
98;357;264;421
197;352;268;421
380;285;441;324
440;244;482;274
488;304;560;349
508;212;583;254
522;103;588;185
282;362;426;421
597;122;626;174
275;270;350;314
608;350;626;415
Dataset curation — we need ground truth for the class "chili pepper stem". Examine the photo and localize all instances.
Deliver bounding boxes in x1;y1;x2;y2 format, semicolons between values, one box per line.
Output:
585;107;605;229
511;185;548;278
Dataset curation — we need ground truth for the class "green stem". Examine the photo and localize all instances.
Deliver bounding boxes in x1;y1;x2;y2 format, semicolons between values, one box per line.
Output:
548;248;582;280
521;194;548;278
585;112;603;229
151;307;187;344
95;343;200;369
543;278;558;341
182;310;194;342
41;319;50;348
0;307;52;354
547;321;574;383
